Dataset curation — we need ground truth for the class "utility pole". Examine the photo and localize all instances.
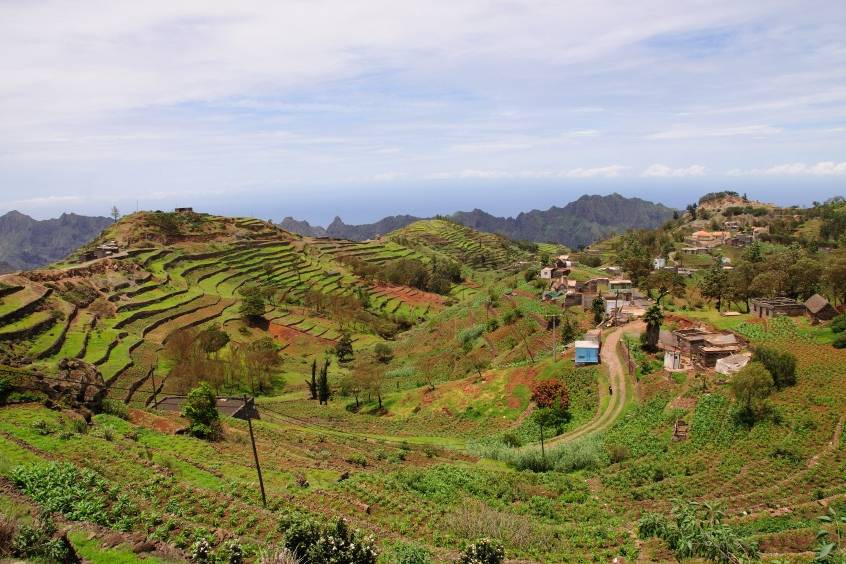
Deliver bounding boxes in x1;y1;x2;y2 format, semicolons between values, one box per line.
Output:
245;395;267;508
543;312;559;362
149;369;158;407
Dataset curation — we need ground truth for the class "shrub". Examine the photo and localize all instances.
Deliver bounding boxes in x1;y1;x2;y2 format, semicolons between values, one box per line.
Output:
638;499;759;563
389;542;432;564
833;334;846;349
607;443;631;464
182;382;222;440
100;398;129;419
345;453;368;467
284;517;378;563
220;539;244;564
831;314;846;333
458;538;505;564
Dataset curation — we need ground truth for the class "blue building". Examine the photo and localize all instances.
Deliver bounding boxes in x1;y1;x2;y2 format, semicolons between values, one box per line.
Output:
574;340;600;364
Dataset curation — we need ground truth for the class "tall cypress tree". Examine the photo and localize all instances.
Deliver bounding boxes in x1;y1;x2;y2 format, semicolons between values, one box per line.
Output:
306;359;317;400
318;359;331;405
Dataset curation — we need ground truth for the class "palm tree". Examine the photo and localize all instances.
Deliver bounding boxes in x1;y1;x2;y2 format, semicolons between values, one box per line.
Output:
644;304;664;351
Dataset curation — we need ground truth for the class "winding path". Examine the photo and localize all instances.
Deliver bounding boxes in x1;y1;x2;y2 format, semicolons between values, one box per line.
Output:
546;321;641;446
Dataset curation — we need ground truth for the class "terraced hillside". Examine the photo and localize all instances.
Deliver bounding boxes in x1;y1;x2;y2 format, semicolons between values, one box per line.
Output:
389;219;532;270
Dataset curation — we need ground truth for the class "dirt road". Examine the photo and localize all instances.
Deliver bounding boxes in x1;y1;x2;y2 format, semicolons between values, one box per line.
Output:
547;321;643;446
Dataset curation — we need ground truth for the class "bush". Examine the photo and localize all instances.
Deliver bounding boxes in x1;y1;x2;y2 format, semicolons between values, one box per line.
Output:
638;500;758;563
345;453;368;467
751;346;797;389
833;334;846;349
190;537;213;562
831;314;846;333
458;538;505;564
284;517;378;563
182;382;222;440
0;513;15;558
11;513;74;563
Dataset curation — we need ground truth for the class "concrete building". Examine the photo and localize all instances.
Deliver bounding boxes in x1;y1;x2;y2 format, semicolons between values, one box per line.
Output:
750;297;807;318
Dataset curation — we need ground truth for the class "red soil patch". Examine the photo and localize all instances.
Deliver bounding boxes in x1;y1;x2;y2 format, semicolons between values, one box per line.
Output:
269;322;335;345
504;366;540;408
129;408;183;434
372;283;445;308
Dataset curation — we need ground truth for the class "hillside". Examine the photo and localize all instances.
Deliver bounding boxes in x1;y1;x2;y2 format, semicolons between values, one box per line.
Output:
280;193;675;248
1;200;846;562
0;211;113;271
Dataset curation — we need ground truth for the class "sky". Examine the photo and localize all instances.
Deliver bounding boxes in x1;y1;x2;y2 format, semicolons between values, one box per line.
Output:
0;0;845;224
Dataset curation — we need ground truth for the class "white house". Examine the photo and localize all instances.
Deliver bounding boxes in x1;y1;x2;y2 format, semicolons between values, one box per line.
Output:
540;267;554;279
653;257;666;270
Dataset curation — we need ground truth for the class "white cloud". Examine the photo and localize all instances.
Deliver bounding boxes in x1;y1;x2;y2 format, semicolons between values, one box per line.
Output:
642;164;706;177
728;161;846;176
647;125;782;140
563;165;629;178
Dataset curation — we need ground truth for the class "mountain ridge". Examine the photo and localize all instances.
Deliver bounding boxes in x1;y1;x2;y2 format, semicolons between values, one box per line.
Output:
279;193;675;248
0;210;113;272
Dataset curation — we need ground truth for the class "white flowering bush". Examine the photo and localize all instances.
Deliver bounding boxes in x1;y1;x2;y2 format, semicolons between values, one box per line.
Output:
283;517;378;564
458;538;505;564
190;538;213;562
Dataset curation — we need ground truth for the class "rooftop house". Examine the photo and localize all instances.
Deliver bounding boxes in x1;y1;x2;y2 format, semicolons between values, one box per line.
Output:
715;353;751;375
575;339;600;365
555;255;572;268
694;333;742;367
174;207;194;213
609;279;632;291
805;294;838;322
540;267;554;279
653;257;666;270
688;230;730;247
750;297;807;318
680;246;710;255
154;396;259;421
724;220;742;232
728;233;754;247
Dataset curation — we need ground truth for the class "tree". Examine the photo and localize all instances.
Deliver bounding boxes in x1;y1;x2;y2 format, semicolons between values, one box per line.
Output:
731;362;774;424
244;337;282;393
646;270;685;304
591;297;605;324
110;206;120;222
787;257;822;300
700;260;729;310
196;325;229;356
181;382;221;440
749;270;788;299
824;257;846;305
643;304;663;351
752;346;796;389
238;285;266;323
531;379;570;461
335;332;354;363
559;313;581;346
317;358;331;405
